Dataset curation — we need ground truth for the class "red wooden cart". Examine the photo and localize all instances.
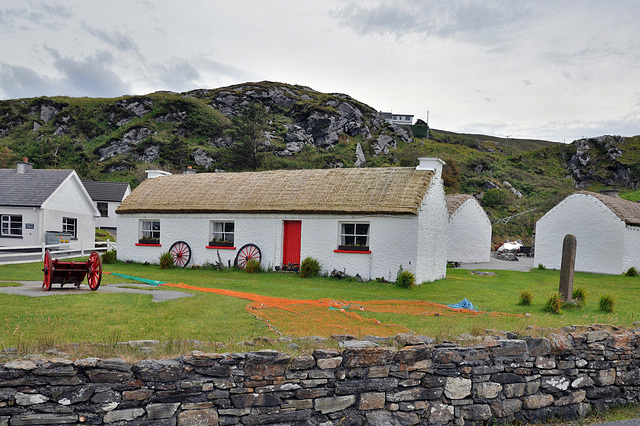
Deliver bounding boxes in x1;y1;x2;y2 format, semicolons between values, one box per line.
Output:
42;250;102;291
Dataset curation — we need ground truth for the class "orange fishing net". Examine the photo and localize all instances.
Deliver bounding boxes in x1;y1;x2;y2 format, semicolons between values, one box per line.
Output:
162;282;522;337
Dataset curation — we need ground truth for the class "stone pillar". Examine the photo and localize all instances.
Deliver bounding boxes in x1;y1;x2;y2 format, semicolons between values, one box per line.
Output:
559;234;576;302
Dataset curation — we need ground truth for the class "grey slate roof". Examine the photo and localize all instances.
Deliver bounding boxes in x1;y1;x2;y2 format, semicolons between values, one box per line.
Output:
82;181;130;202
0;168;74;207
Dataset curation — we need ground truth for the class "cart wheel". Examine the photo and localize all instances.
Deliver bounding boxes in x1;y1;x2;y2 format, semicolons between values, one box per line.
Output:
87;251;102;291
42;250;53;291
235;244;261;268
169;241;191;268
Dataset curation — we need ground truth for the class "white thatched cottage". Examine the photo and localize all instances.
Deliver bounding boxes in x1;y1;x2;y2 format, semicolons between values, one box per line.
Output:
445;194;492;264
534;191;640;274
116;158;449;283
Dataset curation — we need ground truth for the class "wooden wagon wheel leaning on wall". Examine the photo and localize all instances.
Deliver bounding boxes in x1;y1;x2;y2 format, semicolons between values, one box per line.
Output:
169;241;192;268
235;244;261;268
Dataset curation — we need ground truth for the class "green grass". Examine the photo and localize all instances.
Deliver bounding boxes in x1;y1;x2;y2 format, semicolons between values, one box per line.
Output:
2;259;640;357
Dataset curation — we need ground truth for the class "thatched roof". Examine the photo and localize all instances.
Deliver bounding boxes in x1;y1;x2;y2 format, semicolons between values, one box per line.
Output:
577;191;640;226
117;167;435;215
445;194;475;216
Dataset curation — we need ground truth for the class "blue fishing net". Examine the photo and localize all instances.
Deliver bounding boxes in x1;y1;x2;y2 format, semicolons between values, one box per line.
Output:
447;298;478;311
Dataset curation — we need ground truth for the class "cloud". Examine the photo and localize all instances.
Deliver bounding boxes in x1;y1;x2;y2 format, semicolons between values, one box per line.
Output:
154;59;202;92
0;49;130;99
0;1;72;31
331;0;533;44
82;24;140;54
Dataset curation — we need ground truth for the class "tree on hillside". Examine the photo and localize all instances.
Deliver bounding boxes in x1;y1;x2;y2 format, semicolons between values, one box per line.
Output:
0;146;16;167
225;103;269;171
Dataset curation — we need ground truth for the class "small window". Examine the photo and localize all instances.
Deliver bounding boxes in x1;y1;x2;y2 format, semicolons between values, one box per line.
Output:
140;220;160;244
1;214;22;236
97;202;108;217
339;222;369;250
62;217;77;239
210;221;234;246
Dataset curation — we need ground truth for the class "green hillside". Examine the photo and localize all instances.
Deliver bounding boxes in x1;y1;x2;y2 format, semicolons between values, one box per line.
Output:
1;81;638;245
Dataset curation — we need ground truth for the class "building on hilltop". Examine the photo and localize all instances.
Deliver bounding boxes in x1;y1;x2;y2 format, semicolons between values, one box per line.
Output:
380;111;414;126
0;159;98;250
535;191;640;274
445;194;492;264
116;158;449;283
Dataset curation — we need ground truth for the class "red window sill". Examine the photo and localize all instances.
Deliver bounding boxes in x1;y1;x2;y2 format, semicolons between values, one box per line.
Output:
136;243;162;247
334;249;372;254
206;245;236;250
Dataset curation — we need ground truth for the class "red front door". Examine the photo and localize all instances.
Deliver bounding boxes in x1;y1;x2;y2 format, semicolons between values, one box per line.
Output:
282;220;302;267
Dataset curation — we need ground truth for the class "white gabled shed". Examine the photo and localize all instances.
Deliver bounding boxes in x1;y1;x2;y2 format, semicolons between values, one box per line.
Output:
445;194;492;264
534;191;640;274
116;158;449;283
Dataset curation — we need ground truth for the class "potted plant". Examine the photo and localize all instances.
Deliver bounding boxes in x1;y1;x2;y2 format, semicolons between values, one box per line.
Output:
139;237;160;245
209;237;234;247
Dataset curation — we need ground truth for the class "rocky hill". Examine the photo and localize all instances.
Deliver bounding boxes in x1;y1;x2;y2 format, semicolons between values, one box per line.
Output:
1;81;639;244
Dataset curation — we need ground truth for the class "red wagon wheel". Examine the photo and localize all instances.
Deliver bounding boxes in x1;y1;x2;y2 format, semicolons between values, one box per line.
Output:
42;249;53;291
169;241;191;268
235;244;261;268
87;251;102;291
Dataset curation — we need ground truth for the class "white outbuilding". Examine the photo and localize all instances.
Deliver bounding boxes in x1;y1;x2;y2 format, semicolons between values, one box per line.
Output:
445;194;492;264
116;158;449;283
534;191;640;274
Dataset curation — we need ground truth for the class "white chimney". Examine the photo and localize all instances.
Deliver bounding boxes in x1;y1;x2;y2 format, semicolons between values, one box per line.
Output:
145;169;172;179
416;157;445;180
17;157;33;174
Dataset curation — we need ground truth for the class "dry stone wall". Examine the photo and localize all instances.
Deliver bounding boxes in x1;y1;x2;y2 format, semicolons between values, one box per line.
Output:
1;327;640;425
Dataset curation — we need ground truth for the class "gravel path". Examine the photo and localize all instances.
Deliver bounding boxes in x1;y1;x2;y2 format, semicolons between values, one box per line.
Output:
0;280;193;303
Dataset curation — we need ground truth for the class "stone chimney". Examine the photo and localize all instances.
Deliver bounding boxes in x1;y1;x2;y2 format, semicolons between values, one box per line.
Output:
416;157;445;180
600;188;619;198
16;157;33;174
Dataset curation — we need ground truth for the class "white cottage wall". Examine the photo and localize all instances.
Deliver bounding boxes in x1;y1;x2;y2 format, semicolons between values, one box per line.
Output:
534;194;625;274
447;200;492;263
623;225;640;274
41;176;97;250
415;177;448;283
118;213;423;281
0;207;39;247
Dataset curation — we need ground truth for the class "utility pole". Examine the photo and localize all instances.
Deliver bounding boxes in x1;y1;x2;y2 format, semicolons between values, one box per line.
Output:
426;110;430;140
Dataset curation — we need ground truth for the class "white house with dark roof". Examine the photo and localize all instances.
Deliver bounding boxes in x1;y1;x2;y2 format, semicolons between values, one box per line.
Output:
116;158;449;283
380;111;414;126
0;160;99;250
445;194;492;264
82;180;131;230
535;191;640;274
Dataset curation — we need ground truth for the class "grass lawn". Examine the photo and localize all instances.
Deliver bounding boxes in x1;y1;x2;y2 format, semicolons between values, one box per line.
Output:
1;258;640;358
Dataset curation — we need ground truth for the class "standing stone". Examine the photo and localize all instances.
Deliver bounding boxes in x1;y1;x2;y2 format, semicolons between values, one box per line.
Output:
559;234;576;302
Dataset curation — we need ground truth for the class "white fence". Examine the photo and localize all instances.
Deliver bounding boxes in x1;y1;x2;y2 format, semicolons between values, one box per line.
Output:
0;240;116;265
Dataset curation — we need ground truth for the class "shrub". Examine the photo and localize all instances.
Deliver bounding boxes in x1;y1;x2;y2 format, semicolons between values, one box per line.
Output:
599;294;615;313
300;257;321;278
159;252;174;269
537;264;546;270
395;268;415;289
245;259;262;273
625;267;638;276
482;188;512;207
101;250;117;264
544;293;563;314
518;290;532;306
572;286;587;307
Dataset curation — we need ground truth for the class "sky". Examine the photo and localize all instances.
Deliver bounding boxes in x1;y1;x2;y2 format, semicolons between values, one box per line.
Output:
1;0;639;142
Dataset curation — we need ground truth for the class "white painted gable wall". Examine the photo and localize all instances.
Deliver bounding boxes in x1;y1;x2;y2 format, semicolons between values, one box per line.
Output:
447;199;492;263
534;193;625;274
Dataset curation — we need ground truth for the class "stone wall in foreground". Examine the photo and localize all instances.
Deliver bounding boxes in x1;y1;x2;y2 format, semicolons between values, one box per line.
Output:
1;327;640;425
